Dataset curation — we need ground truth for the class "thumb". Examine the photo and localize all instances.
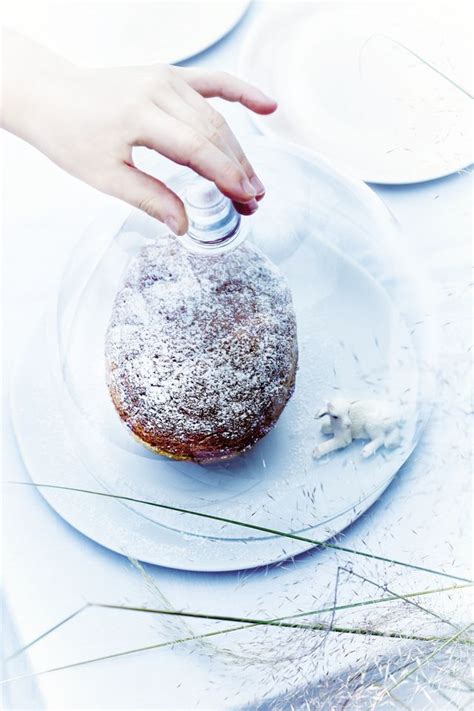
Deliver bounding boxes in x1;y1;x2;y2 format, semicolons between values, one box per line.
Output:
110;164;188;236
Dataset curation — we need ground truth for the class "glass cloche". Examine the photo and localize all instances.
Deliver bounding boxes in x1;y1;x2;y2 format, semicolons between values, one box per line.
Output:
11;137;436;571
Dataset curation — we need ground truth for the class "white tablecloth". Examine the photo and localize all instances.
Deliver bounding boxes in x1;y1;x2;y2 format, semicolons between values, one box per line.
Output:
1;3;472;709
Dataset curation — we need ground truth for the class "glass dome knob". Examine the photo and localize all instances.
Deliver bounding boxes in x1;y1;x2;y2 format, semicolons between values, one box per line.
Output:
180;177;247;254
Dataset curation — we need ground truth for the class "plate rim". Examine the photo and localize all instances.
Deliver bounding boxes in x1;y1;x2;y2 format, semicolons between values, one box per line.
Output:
9;341;403;572
238;2;474;185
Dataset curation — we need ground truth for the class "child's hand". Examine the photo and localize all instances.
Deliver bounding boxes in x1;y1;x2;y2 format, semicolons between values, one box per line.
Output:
2;30;277;235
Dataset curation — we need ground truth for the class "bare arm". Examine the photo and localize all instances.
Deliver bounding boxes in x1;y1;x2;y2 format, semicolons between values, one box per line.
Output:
1;28;277;234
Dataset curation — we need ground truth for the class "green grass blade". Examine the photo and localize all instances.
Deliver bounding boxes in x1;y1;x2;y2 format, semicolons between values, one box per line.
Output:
13;481;472;584
3;604;89;662
91;601;474;646
2;615;472;686
340;567;463;632
5;583;469;665
387;623;473;694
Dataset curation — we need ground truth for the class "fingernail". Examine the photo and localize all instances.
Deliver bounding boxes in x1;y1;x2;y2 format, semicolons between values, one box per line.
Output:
256;89;278;110
164;215;181;235
250;175;265;196
240;176;257;197
247;198;258;213
258;88;277;103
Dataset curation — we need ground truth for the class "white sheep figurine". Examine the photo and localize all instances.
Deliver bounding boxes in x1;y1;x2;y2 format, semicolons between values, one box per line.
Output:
313;398;405;459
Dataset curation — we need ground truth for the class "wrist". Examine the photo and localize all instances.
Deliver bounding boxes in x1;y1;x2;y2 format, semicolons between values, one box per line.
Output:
1;28;79;146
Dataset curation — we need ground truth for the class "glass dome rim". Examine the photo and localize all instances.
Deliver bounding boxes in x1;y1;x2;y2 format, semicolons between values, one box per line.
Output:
46;135;438;467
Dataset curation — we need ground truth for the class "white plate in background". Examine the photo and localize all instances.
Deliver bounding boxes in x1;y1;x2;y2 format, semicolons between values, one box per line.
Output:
240;1;473;184
4;0;251;66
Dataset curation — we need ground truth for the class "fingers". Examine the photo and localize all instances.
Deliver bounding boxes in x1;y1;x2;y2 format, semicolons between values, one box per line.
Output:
175;68;278;115
164;77;266;203
125;67;276;219
151;84;239;173
232;198;259;215
137;107;258;204
110;163;188;235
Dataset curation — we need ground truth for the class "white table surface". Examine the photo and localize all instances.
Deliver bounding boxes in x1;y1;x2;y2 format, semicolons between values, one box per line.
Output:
1;2;472;709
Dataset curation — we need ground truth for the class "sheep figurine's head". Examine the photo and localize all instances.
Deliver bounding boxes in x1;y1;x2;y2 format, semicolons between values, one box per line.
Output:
316;398;352;431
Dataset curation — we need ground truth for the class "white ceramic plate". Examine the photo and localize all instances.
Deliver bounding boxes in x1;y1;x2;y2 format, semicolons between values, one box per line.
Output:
240;1;473;184
4;0;251;66
10;138;435;571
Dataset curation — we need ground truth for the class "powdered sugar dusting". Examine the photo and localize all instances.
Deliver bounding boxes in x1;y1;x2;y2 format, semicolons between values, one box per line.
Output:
105;236;298;462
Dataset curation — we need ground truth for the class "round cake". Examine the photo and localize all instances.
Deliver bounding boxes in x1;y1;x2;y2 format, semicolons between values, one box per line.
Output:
105;236;298;463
